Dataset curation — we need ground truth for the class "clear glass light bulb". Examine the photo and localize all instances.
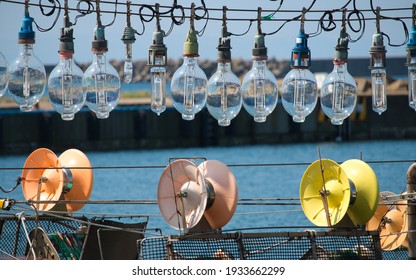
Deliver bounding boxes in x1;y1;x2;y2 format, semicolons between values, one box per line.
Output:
48;54;85;120
0;51;8;98
150;56;166;116
281;68;318;123
124;43;133;83
8;43;46;111
84;52;120;119
241;59;278;122
320;62;357;125
207;62;241;126
409;57;416;110
371;58;387;115
170;57;207;120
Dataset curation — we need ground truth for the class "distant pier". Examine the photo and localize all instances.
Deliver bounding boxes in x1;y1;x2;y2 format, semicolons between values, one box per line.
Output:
0;91;415;155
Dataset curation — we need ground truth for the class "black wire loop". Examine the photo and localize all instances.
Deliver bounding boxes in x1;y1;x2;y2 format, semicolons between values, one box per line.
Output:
73;0;94;25
370;0;408;47
0;0;413;46
33;0;61;32
346;9;365;43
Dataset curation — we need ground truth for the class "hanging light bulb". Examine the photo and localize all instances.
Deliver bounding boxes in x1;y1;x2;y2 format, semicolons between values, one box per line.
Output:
84;0;120;119
147;3;167;116
320;9;357;125
406;4;416;111
170;3;207;121
0;50;8;98
369;7;387;115
206;6;241;126
241;7;278;123
8;3;46;112
48;1;85;121
281;9;317;123
121;0;136;84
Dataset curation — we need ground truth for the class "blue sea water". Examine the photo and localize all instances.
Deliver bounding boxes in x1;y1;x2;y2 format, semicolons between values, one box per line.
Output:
121;82;154;93
121;81;170;95
0;139;413;236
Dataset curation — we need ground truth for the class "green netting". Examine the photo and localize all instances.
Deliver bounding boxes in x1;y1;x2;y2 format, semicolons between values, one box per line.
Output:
0;215;84;259
0;215;148;260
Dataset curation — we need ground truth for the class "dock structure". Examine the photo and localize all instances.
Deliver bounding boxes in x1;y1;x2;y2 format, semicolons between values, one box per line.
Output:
0;85;414;155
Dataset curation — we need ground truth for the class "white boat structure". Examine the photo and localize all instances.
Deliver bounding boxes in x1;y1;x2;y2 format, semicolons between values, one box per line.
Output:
0;147;413;260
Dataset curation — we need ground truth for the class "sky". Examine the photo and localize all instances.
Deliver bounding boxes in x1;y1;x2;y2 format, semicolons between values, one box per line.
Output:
0;0;413;66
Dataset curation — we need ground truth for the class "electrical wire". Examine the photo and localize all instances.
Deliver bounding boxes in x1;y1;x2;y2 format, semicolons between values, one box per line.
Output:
370;0;409;47
0;158;413;171
0;176;22;193
3;0;412;17
0;0;412;46
32;0;62;32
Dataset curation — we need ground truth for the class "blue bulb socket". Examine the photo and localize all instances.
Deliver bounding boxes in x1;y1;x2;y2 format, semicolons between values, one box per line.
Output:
290;28;311;68
406;26;416;66
92;25;108;52
18;13;35;43
408;26;416;48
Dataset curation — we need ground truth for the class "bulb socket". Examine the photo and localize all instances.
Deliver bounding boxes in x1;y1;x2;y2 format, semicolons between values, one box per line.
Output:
290;28;311;69
18;13;35;44
217;36;231;63
148;30;167;66
252;34;268;60
121;26;136;44
369;33;387;70
91;25;108;52
333;29;349;63
59;26;75;55
183;28;199;57
406;26;416;66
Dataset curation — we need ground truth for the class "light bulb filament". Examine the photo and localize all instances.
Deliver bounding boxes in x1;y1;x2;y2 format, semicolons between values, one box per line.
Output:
371;69;387;114
253;62;266;114
152;72;163;106
332;66;345;113
124;60;133;83
124;43;133;83
61;58;73;112
410;68;416;110
150;66;166;115
332;81;344;112
23;66;30;97
374;75;385;105
23;46;30;98
95;73;107;110
294;77;305;112
62;73;73;109
95;53;108;112
220;73;227;113
153;74;162;102
254;78;265;112
184;62;195;112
